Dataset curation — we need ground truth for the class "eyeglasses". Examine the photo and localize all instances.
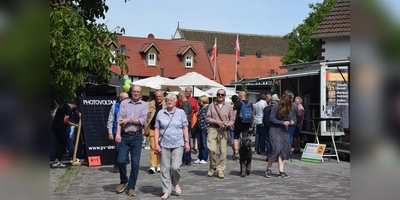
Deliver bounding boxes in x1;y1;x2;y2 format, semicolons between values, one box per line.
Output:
217;93;226;97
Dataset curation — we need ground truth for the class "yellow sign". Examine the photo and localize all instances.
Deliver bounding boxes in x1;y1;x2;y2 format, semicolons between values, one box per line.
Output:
326;72;348;81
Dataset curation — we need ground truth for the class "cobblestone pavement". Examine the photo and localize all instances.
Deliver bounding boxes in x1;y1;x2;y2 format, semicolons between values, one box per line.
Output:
50;137;350;200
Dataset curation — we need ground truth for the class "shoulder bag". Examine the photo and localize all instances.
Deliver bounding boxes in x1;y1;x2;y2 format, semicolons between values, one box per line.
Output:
158;110;175;146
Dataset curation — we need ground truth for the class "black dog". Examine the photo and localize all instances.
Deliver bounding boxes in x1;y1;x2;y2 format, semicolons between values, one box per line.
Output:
239;137;252;177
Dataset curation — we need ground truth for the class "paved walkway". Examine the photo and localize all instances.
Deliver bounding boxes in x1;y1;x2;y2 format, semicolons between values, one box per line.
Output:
50;138;350;200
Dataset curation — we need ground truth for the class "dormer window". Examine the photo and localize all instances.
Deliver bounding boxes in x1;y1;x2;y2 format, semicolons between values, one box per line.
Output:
139;42;161;67
148;53;156;66
185;55;193;68
176;44;198;69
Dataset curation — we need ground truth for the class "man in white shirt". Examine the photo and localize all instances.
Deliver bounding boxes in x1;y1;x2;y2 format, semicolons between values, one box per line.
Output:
254;93;269;154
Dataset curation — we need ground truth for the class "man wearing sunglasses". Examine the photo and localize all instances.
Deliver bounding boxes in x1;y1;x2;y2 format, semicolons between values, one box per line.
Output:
205;89;234;179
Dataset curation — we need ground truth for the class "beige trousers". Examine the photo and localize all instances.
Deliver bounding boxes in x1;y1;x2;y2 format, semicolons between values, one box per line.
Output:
207;127;227;173
149;129;161;168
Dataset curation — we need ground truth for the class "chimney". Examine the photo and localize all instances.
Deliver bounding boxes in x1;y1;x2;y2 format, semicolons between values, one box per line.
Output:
160;67;164;77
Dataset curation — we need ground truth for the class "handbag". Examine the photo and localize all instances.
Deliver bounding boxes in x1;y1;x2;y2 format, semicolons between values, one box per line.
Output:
158;110;175;146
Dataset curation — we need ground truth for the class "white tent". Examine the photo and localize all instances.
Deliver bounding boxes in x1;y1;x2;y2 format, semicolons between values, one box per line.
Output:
204;87;237;98
161;72;225;97
131;75;179;96
168;87;211;97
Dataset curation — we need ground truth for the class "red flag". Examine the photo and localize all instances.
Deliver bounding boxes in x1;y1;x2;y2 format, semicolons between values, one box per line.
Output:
234;34;240;60
210;40;217;62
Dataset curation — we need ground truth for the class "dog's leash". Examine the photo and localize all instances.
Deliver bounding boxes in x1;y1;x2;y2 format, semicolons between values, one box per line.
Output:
286;125;292;163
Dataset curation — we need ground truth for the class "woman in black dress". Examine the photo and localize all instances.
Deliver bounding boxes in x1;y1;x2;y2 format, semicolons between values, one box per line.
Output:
265;93;295;178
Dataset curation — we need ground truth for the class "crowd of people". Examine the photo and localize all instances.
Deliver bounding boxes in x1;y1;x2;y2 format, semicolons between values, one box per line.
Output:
50;86;305;199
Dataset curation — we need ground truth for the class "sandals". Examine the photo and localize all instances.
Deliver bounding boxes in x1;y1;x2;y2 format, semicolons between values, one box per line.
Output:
160;193;170;200
174;184;181;196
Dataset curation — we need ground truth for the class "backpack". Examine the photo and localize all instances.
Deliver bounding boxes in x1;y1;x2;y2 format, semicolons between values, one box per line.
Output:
239;100;253;123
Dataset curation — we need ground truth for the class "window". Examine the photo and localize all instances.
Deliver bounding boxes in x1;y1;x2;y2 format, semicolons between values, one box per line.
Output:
148;53;156;66
185;55;193;68
240;51;245;58
110;50;116;64
256;51;262;58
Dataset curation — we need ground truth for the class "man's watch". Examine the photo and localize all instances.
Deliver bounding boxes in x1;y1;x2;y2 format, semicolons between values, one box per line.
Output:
184;140;189;143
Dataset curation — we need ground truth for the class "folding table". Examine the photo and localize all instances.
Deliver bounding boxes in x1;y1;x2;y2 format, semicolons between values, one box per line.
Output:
311;117;341;163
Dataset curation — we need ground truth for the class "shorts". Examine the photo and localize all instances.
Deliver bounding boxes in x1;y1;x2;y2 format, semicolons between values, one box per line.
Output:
233;123;251;139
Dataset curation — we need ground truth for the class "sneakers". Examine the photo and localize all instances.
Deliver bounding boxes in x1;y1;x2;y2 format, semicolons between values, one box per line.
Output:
127;189;135;196
156;167;161;173
218;172;225;179
148;167;156;174
116;183;126;193
144;146;150;150
265;169;272;178
194;159;207;164
191;148;198;154
232;152;240;160
113;164;119;173
51;162;66;168
293;149;301;154
278;171;290;178
70;158;82;163
207;169;215;177
199;160;207;164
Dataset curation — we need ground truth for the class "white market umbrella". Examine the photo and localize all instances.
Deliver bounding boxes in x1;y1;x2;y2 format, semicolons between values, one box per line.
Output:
131;75;179;96
204;87;237;98
161;72;225;96
168;87;211;98
161;72;225;90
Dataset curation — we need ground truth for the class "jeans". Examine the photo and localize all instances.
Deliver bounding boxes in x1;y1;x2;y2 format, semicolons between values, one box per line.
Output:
196;128;208;161
256;124;266;153
182;123;192;163
54;128;75;160
117;133;142;190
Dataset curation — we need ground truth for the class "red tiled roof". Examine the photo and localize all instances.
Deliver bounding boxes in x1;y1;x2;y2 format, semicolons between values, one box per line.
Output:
213;54;288;85
310;0;350;39
109;35;213;79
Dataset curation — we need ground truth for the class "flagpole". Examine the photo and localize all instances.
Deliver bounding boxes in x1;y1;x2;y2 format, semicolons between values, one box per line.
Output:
213;37;217;81
235;34;238;82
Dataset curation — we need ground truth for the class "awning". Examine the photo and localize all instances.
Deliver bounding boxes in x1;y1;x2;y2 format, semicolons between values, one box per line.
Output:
259;67;320;80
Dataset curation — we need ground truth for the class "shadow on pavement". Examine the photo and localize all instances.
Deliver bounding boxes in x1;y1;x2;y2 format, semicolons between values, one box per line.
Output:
101;183;117;193
137;185;162;196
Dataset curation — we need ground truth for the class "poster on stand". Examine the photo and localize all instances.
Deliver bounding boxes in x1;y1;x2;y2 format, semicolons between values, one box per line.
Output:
300;143;326;163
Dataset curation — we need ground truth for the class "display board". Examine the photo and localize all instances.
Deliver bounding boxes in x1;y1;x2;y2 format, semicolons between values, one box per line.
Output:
320;65;349;136
300;143;326;163
79;96;118;165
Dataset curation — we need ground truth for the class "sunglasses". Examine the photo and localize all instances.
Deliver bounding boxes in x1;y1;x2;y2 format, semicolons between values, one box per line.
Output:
217;93;226;96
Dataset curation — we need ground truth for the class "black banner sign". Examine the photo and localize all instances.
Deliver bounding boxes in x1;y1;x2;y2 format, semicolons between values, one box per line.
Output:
80;96;118;165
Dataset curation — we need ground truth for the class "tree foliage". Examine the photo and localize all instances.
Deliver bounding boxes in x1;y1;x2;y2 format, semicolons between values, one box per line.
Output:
50;0;128;103
281;0;338;66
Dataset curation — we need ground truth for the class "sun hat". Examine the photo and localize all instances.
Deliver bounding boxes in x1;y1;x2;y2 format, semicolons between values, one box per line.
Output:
271;94;279;101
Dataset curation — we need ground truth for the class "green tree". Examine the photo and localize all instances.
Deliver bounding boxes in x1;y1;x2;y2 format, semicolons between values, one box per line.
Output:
281;0;338;66
50;0;129;103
